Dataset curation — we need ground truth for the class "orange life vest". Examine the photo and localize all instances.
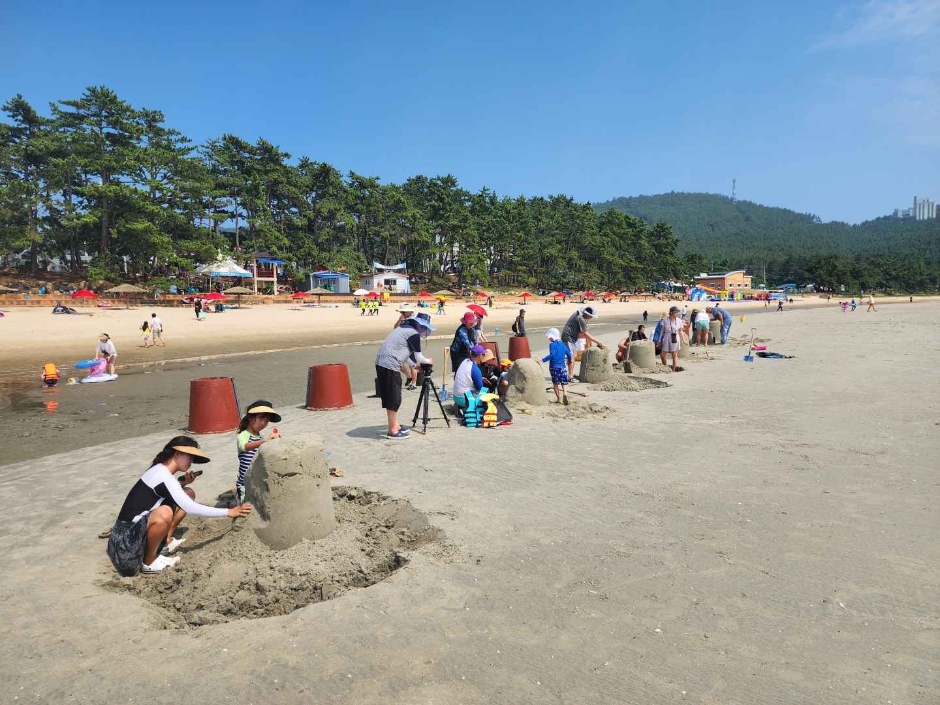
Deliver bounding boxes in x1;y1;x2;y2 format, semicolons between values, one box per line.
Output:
43;363;59;380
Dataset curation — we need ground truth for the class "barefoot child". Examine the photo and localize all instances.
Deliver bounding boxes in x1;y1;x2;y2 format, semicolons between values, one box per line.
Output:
41;362;60;387
542;327;573;405
140;319;152;347
234;400;282;503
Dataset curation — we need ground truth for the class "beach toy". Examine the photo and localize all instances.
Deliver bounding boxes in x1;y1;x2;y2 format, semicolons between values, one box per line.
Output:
82;373;118;384
74;359;99;369
188;377;240;433
743;328;756;363
740;315;746;323
752;345;767;351
305;364;354;410
508;336;531;360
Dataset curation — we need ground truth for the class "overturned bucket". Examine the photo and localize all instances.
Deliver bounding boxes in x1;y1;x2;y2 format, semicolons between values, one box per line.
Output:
306;364;354;410
508;336;531;361
188;377;240;433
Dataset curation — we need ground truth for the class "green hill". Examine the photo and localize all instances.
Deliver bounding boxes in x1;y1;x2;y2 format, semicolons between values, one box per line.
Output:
594;192;940;262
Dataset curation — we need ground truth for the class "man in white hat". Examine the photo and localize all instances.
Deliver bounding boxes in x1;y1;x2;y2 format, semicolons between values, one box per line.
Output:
375;312;435;439
394;305;419;389
560;305;605;380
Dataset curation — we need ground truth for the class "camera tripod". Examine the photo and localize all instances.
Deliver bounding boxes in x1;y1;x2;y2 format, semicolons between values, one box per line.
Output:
411;370;451;434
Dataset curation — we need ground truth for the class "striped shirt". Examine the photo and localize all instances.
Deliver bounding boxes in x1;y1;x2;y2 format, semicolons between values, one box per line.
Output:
236;430;262;488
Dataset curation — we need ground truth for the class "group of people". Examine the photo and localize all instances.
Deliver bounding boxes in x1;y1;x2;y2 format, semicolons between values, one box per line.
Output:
139;313;165;347
839;295;876;312
358;298;381;315
106;400;282;575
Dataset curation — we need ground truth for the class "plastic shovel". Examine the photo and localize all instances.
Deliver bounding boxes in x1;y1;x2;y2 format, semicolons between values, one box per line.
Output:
743;328;756;362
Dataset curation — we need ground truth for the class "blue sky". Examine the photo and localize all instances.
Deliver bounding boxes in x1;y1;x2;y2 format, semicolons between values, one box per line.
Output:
2;0;938;223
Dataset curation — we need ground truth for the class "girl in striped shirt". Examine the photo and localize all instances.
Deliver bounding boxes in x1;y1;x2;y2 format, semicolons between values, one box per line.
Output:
235;400;281;503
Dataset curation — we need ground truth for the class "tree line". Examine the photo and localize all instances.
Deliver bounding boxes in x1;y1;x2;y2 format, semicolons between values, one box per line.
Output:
0;87;688;291
2;87;937;293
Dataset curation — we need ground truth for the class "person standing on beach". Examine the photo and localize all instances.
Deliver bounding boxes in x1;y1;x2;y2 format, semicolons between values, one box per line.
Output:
96;333;118;375
376;312;435;439
472;313;487;343
234;401;281;504
642;310;648;323
513;308;527;337
393;305;419;390
194;299;202;320
867;294;876;312
561;306;604;381
542;328;572;405
150;313;165;346
450;312;477;373
850;298;857;312
692;309;710;346
659;306;683;371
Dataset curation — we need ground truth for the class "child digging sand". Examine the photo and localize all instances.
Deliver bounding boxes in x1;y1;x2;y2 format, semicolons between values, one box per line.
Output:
542;327;573;405
234;400;282;504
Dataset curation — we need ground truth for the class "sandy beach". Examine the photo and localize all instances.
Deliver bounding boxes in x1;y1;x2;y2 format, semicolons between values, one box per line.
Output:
0;302;937;703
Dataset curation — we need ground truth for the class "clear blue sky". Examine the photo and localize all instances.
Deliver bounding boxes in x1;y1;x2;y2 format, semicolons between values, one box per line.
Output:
2;0;938;223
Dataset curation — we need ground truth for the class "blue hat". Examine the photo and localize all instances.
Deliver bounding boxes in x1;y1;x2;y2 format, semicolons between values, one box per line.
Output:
470;344;486;355
409;312;435;332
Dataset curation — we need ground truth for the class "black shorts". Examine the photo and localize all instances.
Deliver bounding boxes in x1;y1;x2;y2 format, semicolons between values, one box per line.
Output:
376;365;403;411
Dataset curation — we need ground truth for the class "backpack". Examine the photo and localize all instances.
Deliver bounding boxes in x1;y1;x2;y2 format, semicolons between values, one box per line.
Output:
511;321;518;333
463;390;482;428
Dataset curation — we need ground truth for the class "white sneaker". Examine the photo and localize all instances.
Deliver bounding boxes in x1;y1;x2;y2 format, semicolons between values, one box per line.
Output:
142;555;180;574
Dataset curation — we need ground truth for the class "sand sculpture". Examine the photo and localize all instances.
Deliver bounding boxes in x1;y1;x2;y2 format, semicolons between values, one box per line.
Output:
709;319;721;344
505;358;548;406
627;339;657;369
578;347;611;383
246;436;336;549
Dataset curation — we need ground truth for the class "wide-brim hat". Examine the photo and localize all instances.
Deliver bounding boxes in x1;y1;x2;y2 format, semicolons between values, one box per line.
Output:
582;305;598;318
171;444;211;464
481;350;496;363
408;312;435;332
247;400;282;422
397;305;415;313
461;312;476;325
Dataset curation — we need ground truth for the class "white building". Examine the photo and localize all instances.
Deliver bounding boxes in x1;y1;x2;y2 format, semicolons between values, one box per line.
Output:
894;197;937;220
359;271;411;294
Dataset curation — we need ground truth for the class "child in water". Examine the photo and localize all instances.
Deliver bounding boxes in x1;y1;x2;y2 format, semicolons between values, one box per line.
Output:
234;400;281;503
41;362;60;387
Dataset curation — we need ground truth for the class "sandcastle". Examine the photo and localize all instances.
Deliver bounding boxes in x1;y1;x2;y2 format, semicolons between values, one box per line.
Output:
505;358;548;406
578;347;611;383
246;437;336;550
627;339;657;369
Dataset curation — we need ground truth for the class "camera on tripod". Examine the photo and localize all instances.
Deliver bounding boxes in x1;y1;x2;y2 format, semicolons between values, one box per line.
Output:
420;362;434;375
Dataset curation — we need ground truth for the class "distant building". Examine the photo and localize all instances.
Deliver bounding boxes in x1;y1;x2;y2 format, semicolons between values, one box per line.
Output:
307;271;350;294
693;270;752;291
894;197;936;220
360;270;411;294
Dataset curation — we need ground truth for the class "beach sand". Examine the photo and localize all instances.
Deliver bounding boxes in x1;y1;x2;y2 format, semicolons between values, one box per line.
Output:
0;302;937;703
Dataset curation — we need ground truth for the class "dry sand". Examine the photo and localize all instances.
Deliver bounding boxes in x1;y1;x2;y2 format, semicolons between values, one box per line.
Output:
0;302;937;703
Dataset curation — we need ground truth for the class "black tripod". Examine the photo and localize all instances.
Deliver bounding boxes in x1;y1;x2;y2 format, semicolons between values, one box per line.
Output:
411;368;451;434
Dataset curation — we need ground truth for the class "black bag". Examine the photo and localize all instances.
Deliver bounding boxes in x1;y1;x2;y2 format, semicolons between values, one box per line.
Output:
106;517;149;577
494;399;513;425
511;321;518;333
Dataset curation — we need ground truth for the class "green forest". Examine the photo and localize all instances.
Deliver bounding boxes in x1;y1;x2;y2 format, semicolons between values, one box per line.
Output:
596;192;940;290
2;86;938;293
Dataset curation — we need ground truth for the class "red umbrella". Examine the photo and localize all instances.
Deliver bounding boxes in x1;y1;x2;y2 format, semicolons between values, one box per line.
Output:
291;291;308;299
476;290;489;298
418;291;432;298
603;291;615;297
519;291;532;299
466;303;487;317
71;289;98;298
584;290;596;298
204;292;225;301
365;291;380;299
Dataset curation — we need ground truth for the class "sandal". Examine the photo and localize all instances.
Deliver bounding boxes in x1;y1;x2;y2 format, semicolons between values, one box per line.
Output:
329;468;344;478
162;537;185;555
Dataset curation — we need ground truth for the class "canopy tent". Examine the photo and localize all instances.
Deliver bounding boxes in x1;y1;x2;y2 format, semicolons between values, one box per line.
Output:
197;254;251;279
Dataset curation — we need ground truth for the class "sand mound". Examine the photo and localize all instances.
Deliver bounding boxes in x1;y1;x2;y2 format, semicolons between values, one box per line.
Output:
591;375;670;392
543;402;616;420
505;358;548;406
109;488;444;627
578;347;611;383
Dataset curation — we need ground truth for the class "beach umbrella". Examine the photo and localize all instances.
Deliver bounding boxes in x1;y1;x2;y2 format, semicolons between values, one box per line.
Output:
305;286;331;305
291;290;308;300
353;288;369;296
466;303;487;317
365;291;380;299
584;290;596;298
432;289;454;297
476;290;489;299
519;291;532;299
223;285;252;308
204;292;225;301
418;291;432;298
71;289;98;298
105;283;148;309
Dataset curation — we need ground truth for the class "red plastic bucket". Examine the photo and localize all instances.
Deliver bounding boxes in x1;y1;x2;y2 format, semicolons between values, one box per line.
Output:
306;364;354;410
508;336;531;361
188;377;240;433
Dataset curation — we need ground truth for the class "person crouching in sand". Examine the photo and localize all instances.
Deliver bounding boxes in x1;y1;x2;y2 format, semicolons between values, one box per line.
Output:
107;436;252;575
